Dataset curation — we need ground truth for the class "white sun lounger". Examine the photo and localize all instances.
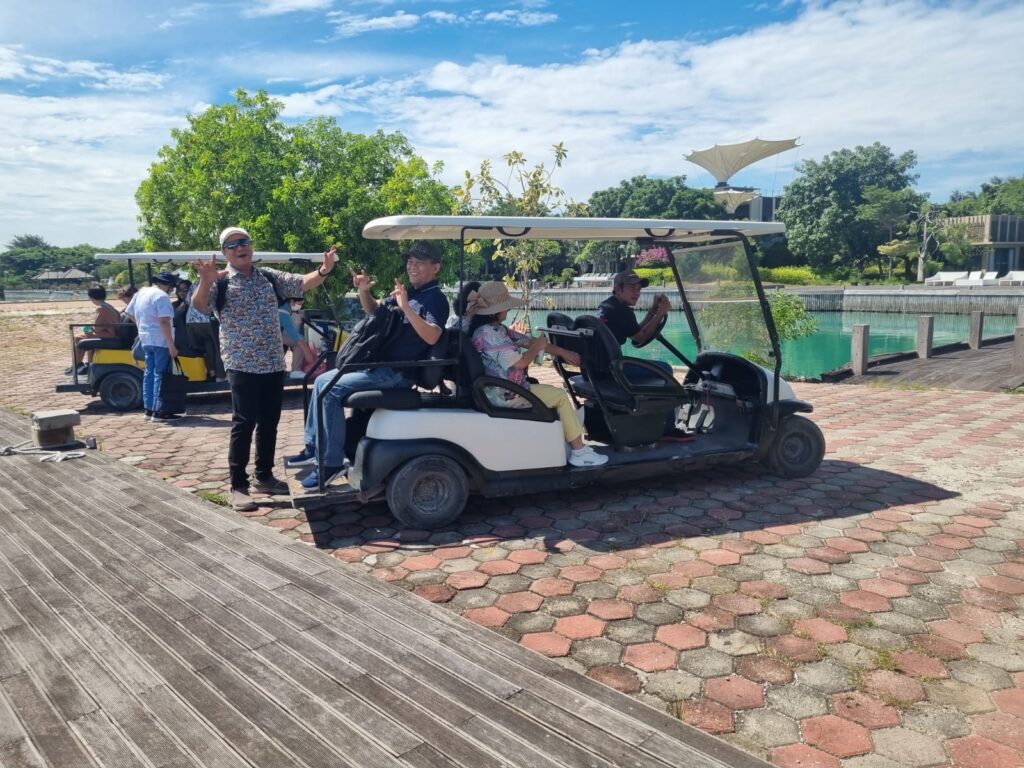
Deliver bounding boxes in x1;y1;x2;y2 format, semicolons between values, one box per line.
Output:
998;271;1024;286
924;271;968;286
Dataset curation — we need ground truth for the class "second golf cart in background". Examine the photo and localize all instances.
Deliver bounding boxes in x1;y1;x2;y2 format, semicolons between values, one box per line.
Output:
290;215;825;529
56;250;340;411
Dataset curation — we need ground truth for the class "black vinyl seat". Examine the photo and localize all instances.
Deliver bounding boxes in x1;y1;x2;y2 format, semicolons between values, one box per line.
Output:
544;314;688;448
457;326;556;423
343;330;450;412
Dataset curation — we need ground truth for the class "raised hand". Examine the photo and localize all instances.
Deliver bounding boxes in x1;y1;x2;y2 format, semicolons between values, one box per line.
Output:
192;253;219;282
391;278;409;310
321;245;336;274
350;267;375;292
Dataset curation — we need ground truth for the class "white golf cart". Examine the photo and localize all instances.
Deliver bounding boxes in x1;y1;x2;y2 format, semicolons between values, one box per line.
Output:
290;216;825;529
56;251;335;410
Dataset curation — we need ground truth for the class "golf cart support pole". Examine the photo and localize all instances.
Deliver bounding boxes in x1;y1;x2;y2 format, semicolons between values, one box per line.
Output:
728;230;783;430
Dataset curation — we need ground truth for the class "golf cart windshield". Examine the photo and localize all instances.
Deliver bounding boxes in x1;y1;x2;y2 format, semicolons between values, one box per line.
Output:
671;239;777;366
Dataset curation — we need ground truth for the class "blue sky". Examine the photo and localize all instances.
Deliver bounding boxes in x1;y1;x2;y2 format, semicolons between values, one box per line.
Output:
1;0;1022;247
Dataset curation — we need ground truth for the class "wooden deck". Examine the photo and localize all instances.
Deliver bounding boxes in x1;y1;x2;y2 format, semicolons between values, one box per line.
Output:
822;334;1024;391
0;407;768;768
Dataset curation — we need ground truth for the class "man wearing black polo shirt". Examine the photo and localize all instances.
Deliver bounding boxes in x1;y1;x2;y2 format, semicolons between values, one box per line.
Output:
289;240;450;488
597;269;672;353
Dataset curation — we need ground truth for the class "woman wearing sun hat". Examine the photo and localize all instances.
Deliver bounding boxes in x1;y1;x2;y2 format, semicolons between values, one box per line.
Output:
468;281;608;468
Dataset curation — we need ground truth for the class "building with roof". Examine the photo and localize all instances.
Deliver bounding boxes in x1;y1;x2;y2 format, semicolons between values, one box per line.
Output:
944;214;1024;274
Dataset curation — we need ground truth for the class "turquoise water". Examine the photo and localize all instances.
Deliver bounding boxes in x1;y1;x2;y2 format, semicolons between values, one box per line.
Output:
526;310;1018;379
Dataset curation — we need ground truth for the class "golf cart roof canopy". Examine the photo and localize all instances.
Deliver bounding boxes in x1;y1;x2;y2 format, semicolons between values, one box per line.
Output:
363;215;784;242
95;252;324;263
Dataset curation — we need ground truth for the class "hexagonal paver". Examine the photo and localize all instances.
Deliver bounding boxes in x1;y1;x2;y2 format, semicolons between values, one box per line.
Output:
802;714;872;758
530;577;574;597
588;665;640;693
872;726;950;766
770;743;840;768
831;691;901;729
586;599;634;620
623;642;677;672
947;736;1021;768
446;570;490;590
734;710;799;748
864;670;925;704
553;614;606;641
840;590;892;613
679;699;734;734
794;618;848;644
520;631;571;657
704;674;765;710
463;606;510;628
495;591;544;614
560;564;602;583
709;630;761;656
655;623;708;651
858;579;910;598
893;650;948;679
766;635;821;663
788;558;832;575
736;655;794;684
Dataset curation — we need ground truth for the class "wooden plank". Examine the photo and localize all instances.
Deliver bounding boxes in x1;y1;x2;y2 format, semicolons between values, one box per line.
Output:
138;685;253;768
68;710;150;768
398;743;464;768
0;737;48;768
0;673;98;767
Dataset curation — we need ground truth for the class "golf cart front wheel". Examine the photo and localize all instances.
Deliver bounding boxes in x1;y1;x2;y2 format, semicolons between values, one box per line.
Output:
386;455;469;530
765;415;825;478
99;372;142;411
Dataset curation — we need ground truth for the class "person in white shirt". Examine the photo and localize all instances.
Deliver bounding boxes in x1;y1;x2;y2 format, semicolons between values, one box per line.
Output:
125;272;178;421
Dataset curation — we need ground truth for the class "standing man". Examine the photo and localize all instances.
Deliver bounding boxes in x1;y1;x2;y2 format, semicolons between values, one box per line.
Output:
287;240;449;489
597;269;672;349
125;272;179;422
192;227;336;512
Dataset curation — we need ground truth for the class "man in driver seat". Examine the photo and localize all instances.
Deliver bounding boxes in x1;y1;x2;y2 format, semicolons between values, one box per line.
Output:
597;269;673;374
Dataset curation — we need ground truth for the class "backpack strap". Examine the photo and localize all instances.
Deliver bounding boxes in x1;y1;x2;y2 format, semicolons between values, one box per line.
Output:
214;268;283;314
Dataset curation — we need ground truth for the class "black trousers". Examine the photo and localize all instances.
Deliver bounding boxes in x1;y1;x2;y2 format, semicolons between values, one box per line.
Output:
226;370;284;490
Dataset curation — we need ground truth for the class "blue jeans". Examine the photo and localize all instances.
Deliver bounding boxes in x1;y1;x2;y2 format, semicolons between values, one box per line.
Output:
142;346;172;411
304;366;412;468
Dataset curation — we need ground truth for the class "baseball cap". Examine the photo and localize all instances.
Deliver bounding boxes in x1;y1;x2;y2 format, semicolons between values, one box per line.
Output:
613;269;650;288
402;240;443;263
218;226;250;246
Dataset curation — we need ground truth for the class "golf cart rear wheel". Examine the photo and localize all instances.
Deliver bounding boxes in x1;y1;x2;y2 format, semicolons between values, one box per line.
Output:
765;415;825;478
386;455;469;530
99;372;142;411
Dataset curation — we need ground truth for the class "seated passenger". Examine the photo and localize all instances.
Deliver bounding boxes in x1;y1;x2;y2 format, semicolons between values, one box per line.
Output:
186;278;226;381
468;282;608;468
279;296;316;378
287;240;450;488
66;285;121;375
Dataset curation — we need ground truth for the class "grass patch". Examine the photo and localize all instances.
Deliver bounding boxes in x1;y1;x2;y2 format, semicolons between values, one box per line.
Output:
874;649;898;670
816;643;832;658
197;490;228;507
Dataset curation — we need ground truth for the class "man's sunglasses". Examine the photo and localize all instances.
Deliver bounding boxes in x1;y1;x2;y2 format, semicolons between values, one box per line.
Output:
223;237;252;250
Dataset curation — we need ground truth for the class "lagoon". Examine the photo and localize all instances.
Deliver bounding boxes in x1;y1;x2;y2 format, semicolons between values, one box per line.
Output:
526;310;1019;379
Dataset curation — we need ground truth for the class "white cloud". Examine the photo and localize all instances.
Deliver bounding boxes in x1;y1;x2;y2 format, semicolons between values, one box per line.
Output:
328;10;421;37
0;46;168;91
0;92;188;246
480;9;558;26
243;0;333;18
281;0;1024;203
423;10;458;23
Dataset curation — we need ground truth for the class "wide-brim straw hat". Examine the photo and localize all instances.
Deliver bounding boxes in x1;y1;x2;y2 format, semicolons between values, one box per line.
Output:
467;281;530;316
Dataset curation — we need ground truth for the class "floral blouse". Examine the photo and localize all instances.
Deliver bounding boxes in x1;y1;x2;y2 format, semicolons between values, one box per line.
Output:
472;322;533;408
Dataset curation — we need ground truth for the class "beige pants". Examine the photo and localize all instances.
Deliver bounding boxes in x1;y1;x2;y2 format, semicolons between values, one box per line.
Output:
531;383;583;444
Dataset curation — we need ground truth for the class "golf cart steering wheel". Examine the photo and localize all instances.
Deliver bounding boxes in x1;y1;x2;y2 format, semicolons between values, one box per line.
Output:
631;311;669;349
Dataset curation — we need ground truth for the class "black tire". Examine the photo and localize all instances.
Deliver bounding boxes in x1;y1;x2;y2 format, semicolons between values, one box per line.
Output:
764;415;825;478
99;371;142;411
386;455;469;530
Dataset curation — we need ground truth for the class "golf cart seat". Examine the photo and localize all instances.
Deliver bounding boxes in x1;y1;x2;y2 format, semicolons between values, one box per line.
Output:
545;314;687;448
344;330;451;412
457;329;557;423
77;337;132;351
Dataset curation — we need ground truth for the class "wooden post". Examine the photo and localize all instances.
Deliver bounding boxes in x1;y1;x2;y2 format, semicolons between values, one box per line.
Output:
969;311;984;350
1014;326;1024;375
852;324;869;375
916;315;934;359
1017;304;1024;329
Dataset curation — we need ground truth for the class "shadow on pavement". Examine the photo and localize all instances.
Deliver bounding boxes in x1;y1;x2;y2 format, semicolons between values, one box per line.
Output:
302;459;958;552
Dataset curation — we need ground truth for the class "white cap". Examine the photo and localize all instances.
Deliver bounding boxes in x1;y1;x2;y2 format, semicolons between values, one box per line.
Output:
219;226;250;246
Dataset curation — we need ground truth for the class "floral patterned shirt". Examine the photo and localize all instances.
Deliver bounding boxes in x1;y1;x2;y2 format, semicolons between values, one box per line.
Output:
471;322;533;408
209;266;305;374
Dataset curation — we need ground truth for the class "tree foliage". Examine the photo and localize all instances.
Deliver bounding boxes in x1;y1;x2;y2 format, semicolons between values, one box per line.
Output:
588;175;725;220
777;143;919;274
943;177;1024;216
136;88;455;291
455;144;578;323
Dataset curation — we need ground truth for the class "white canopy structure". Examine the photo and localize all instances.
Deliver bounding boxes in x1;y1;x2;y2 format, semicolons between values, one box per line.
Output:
713;189;759;214
685;138;799;186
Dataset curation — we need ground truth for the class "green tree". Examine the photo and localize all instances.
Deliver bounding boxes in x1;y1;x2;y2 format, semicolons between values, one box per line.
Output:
136;89;455;292
455;144;577;326
777;143;918;275
855;186;925;278
588;175;725;220
943;177;1024;216
7;235;51;250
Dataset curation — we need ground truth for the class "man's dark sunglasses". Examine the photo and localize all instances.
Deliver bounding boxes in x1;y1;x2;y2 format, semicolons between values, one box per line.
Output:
223;237;252;250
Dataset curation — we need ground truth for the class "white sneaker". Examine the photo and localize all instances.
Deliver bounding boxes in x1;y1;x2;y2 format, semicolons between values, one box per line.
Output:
568;445;609;467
